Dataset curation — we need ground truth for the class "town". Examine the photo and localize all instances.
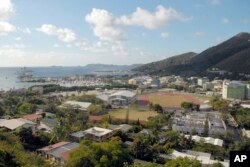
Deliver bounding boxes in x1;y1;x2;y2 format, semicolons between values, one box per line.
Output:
1;73;250;167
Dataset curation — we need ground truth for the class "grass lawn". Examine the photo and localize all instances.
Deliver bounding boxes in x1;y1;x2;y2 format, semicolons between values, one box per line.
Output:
138;92;204;108
107;108;158;121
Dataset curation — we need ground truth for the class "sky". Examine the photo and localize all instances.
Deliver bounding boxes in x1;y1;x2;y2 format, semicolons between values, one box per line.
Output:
0;0;249;67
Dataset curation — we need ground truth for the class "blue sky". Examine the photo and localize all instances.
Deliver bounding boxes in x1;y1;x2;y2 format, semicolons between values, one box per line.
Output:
0;0;249;66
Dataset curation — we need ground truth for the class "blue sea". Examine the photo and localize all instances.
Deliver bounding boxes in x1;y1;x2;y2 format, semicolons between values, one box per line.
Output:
0;67;92;91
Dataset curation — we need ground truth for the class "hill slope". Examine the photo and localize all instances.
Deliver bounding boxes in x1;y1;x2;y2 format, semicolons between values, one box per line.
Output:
133;32;250;76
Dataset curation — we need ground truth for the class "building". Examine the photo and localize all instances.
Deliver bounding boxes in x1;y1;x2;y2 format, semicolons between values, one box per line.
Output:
108;124;132;132
172;111;226;136
128;78;138;85
22;113;43;122
184;135;223;146
160;150;229;167
38;142;79;164
38;118;58;133
222;81;247;100
61;101;92;111
203;82;214;91
197;77;209;86
70;131;85;142
0;118;36;131
83;127;113;142
108;91;136;106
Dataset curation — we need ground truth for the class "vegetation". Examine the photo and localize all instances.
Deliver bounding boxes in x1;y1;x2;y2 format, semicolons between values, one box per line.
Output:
65;138;133;167
164;157;202;167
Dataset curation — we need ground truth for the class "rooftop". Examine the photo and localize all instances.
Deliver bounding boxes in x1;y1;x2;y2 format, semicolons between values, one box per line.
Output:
83;127;113;137
63;101;92;110
22;113;42;121
110;91;136;98
38;141;70;152
0;118;36;130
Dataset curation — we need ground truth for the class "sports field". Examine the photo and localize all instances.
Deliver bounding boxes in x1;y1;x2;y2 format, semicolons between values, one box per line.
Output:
107;108;158;122
137;92;204;109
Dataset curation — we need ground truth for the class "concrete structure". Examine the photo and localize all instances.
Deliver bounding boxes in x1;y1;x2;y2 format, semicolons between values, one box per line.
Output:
203;82;214;91
172;111;226;136
83;127;113;142
160;150;229;167
62;101;92;111
0;118;36;131
108;91;136;106
197;77;209;86
38;142;79;164
222;81;247;100
184;135;223;146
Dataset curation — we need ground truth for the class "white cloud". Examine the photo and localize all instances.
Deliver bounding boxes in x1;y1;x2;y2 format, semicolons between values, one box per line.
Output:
85;6;190;42
193;31;205;37
222;18;229;24
21;27;31;34
0;0;16;35
111;43;127;57
85;8;125;42
37;24;77;42
160;32;169;38
0;0;15;20
0;21;16;35
53;44;59;48
211;0;222;5
117;5;190;29
14;37;21;41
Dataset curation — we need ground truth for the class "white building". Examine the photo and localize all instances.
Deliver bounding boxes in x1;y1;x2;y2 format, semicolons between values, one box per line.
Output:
160;150;229;167
62;101;92;111
184;135;223;146
83;127;113;142
197;77;209;86
108;90;136;106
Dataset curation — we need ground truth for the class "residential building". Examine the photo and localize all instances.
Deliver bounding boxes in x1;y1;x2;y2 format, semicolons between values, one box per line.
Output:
222;81;247;100
22;113;42;122
108;90;136;106
197;77;209;86
83;127;113;142
38;118;58;133
38;142;79;164
160;150;229;167
0;118;36;131
184;135;223;146
61;101;92;111
108;124;132;132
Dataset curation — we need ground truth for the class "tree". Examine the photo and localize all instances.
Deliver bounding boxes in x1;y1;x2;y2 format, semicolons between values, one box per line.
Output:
164;157;202;167
18;102;36;114
153;104;163;113
181;102;193;110
203;119;209;136
0;106;5;116
211;162;224;167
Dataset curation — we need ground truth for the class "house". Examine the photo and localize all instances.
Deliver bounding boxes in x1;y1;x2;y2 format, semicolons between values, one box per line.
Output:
108;124;132;132
108;91;136;106
22;113;43;122
38;118;58;133
88;115;103;122
70;131;85;142
83;127;113;142
0;118;36;131
160;150;229;167
184;135;224;146
37;142;79;164
61;101;92;111
138;129;153;136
